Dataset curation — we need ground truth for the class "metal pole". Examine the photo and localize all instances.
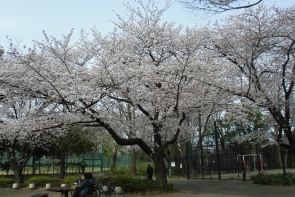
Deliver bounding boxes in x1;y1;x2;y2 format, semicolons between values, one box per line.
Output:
186;141;190;179
100;147;104;172
242;155;246;182
239;130;246;182
214;121;221;180
237;155;239;180
256;143;260;173
200;135;204;179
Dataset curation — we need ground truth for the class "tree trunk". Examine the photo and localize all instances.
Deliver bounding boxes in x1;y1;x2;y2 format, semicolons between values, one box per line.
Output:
153;153;167;183
111;146;118;168
111;153;117;168
130;148;137;177
38;159;41;174
32;155;36;175
13;167;24;183
60;150;66;179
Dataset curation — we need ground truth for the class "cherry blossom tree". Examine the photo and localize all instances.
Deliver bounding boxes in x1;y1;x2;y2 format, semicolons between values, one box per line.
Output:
0;92;58;183
0;0;224;183
200;5;295;164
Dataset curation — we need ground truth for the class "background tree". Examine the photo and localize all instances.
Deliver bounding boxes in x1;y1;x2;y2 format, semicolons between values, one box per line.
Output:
0;91;55;183
200;5;295;167
89;127;130;170
49;126;96;179
31;146;50;175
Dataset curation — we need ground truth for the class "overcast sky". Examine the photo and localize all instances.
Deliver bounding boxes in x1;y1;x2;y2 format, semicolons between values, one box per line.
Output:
0;0;294;48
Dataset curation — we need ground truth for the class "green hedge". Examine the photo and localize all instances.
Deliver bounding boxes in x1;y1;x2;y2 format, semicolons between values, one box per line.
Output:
64;175;174;194
26;175;83;188
27;176;61;187
101;176;174;194
251;172;294;186
0;173;174;194
0;177;14;188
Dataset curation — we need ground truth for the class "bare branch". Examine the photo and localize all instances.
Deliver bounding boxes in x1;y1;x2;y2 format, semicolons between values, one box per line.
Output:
179;0;262;14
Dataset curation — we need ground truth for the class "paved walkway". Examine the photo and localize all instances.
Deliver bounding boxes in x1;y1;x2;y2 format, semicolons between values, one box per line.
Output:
169;179;295;197
2;179;295;197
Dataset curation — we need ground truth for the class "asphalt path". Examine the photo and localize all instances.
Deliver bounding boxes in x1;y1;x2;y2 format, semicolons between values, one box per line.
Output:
169;179;295;197
2;179;295;197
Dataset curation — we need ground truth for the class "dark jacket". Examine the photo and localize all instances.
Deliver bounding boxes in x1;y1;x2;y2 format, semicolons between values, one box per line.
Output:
75;178;95;196
147;165;153;178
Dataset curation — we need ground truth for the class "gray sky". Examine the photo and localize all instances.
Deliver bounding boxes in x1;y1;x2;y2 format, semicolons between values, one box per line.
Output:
0;0;294;48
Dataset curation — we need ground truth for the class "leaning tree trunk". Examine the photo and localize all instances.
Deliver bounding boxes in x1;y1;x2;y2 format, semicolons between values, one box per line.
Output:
152;152;167;184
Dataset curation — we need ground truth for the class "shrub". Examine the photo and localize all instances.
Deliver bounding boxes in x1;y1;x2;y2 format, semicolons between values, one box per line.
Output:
108;167;130;176
0;177;14;188
27;176;61;187
251;172;294;186
136;163;155;177
27;175;88;188
103;176;174;194
105;163;155;178
64;175;84;185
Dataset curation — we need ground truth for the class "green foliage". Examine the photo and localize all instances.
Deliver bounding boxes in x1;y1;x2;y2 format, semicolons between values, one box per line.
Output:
1;173;174;193
136;163;154;176
0;177;14;187
136;150;154;162
107;176;174;194
105;163;155;177
104;163;154;177
63;175;83;185
251;172;294;186
66;161;86;173
49;126;96;157
62;173;174;193
108;167;130;176
27;176;61;187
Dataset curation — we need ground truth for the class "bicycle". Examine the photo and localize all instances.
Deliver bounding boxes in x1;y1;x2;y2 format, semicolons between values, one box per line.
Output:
92;181;124;197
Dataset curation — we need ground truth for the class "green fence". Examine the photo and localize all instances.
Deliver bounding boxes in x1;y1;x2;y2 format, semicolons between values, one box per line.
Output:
0;151;131;175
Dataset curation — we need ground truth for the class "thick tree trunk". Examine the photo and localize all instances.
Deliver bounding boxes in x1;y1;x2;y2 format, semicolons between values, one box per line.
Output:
130;148;137;177
7;149;26;183
153;153;167;184
13;167;24;183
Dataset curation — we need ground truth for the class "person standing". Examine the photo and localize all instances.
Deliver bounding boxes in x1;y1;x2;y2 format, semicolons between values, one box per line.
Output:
147;164;153;180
